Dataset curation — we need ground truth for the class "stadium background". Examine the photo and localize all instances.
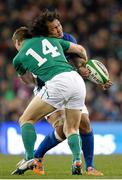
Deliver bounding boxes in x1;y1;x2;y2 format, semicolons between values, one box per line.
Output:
0;0;122;155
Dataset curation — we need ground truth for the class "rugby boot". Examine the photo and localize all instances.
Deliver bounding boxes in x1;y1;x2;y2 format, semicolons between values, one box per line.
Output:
32;158;45;175
11;159;34;175
72;160;82;175
85;167;103;176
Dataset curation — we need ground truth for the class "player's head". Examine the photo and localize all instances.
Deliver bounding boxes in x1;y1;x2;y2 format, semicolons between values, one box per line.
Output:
30;9;63;38
12;26;32;50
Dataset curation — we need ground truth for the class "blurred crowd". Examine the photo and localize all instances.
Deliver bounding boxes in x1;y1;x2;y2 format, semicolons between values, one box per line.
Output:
0;0;122;122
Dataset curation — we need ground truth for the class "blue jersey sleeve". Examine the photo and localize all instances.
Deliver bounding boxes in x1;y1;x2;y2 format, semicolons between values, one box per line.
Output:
63;32;77;44
63;32;78;61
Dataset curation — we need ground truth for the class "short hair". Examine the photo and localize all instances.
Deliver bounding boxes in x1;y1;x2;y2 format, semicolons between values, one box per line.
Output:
29;9;60;37
12;26;32;44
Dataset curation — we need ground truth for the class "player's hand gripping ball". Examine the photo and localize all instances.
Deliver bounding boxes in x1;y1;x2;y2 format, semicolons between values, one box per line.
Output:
86;59;109;84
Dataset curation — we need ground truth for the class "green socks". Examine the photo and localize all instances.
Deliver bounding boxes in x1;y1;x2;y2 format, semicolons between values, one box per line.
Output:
21;123;37;160
68;133;81;163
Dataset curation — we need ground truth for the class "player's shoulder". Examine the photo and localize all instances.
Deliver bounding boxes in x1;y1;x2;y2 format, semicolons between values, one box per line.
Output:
13;53;20;66
43;36;60;43
63;32;77;44
23;37;41;46
13;44;26;65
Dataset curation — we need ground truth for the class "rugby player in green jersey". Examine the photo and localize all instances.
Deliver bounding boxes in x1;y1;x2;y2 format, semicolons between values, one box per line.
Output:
12;10;112;176
12;26;87;175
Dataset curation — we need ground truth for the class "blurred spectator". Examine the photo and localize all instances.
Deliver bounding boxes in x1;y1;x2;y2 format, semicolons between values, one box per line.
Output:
0;0;122;121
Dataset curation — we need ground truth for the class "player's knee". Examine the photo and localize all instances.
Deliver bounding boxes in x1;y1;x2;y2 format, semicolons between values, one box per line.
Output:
47;110;65;128
55;125;66;141
19;114;35;126
79;113;91;133
19;115;26;126
63;126;79;137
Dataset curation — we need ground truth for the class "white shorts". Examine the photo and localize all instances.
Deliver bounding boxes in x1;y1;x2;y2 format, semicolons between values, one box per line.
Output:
37;71;86;110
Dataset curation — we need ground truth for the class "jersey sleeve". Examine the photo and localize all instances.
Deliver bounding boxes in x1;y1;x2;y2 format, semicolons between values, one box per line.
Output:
59;39;70;52
13;57;27;76
63;32;77;44
68;35;77;44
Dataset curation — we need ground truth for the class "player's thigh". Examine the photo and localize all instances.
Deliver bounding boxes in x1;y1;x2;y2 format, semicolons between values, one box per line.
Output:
48;110;66;140
79;113;92;133
47;110;65;127
19;95;56;125
65;73;86;109
64;109;81;136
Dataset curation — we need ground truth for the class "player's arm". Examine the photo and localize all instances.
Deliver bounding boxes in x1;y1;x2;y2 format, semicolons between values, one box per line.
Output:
65;35;90;77
19;72;37;87
13;57;36;86
60;39;89;77
67;43;90;77
67;42;88;61
60;39;87;64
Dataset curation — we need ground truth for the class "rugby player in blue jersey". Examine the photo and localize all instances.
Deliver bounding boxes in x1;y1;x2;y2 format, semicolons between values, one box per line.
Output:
28;10;105;176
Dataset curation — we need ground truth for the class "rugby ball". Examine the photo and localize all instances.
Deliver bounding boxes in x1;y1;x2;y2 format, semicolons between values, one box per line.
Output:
86;59;109;84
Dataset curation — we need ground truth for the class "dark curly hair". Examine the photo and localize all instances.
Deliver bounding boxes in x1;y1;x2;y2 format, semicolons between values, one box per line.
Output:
29;9;60;37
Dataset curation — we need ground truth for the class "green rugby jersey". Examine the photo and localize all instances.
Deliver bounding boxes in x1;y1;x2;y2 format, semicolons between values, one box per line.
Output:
13;37;74;82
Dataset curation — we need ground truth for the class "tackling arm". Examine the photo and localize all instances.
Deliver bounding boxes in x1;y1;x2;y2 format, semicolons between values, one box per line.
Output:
66;43;90;78
19;72;37;87
67;42;88;61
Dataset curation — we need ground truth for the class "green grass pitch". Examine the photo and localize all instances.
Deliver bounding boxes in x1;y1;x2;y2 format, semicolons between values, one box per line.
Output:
0;154;122;179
